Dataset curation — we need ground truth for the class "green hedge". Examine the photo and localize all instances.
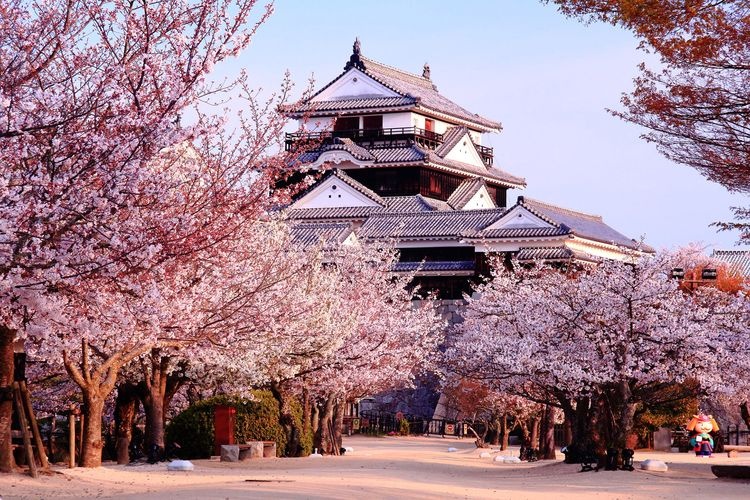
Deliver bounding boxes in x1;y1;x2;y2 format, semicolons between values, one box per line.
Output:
166;392;285;458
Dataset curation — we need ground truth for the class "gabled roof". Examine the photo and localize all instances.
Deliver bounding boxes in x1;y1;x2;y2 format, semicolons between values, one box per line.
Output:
711;249;750;277
288;40;501;132
434;126;469;157
447;177;489;209
518;197;648;251
292;168;385;207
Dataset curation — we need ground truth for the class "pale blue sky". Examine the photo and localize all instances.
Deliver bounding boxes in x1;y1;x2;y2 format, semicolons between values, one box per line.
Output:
220;0;745;251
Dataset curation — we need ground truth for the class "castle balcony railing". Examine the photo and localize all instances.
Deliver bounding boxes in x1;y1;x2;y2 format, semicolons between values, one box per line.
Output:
286;127;494;167
475;144;494;167
285;126;443;150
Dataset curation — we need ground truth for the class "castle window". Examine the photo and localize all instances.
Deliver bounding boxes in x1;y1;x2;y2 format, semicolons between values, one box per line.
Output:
362;115;382;131
334;116;359;132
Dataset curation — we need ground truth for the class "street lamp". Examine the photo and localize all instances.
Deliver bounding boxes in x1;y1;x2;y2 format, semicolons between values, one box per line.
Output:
701;268;718;280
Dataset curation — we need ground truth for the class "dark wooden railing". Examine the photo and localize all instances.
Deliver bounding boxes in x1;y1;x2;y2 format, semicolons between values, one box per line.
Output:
286;126;444;150
475;144;494;167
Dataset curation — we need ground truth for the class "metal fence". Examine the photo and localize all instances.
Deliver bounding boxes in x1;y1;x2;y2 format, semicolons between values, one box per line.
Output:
724;425;750;446
355;411;483;438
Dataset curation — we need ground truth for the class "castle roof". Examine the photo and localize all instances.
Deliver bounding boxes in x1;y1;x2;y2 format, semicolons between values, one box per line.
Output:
286;40;500;132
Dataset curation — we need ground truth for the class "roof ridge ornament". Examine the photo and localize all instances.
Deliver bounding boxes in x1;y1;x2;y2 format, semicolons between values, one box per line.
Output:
422;63;431;80
345;37;367;71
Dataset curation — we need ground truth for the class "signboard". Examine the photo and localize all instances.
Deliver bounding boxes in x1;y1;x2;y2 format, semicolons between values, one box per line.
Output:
352;418;361;431
445;423;455;435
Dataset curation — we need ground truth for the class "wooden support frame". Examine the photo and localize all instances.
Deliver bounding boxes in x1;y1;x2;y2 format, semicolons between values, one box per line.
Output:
12;382;38;478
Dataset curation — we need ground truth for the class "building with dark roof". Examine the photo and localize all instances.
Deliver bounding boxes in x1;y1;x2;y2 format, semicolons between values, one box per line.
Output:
284;40;650;300
711;250;750;278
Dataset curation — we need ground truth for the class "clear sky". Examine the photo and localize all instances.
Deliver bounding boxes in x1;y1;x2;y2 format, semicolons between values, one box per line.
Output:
221;0;746;251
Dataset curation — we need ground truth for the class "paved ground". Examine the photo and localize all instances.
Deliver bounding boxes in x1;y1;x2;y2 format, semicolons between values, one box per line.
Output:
1;435;750;499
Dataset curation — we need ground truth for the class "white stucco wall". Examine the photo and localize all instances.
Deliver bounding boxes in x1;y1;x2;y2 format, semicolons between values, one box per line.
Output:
462;186;495;210
382;112;412;129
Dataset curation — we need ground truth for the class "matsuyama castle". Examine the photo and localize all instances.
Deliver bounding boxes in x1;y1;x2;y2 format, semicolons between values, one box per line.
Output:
283;40;650;300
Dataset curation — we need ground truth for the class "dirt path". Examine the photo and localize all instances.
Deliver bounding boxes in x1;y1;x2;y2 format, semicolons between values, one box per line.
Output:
2;435;750;499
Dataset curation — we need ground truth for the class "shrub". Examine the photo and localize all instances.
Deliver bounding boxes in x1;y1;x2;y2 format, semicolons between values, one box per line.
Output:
166;391;288;459
399;418;410;436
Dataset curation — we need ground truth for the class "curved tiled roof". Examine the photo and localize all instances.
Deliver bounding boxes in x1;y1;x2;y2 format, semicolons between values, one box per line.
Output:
370;146;426;164
426;151;526;188
465;226;569;239
286;44;501;131
392;260;475;272
290;96;416;114
358;208;506;240
290;222;354;247
287;206;380;220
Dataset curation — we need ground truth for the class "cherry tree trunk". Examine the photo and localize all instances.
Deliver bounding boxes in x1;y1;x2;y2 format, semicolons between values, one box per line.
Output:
539;405;556;460
143;386;165;457
740;402;750;431
311;404;320;438
314;397;335;454
115;383;140;464
485;417;499;446
301;388;311;454
530;418;540;450
270;383;302;457
333;400;345;452
80;391;105;467
0;327;15;473
141;350;181;458
613;381;636;450
500;414;509;451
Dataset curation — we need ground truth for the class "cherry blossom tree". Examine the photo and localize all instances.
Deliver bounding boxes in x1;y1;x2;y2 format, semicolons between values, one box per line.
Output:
446;250;750;452
0;0;304;470
293;247;442;454
547;1;750;239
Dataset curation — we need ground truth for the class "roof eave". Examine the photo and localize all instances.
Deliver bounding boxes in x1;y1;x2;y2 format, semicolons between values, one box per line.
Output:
415;105;501;133
426;161;525;189
285;104;415;119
